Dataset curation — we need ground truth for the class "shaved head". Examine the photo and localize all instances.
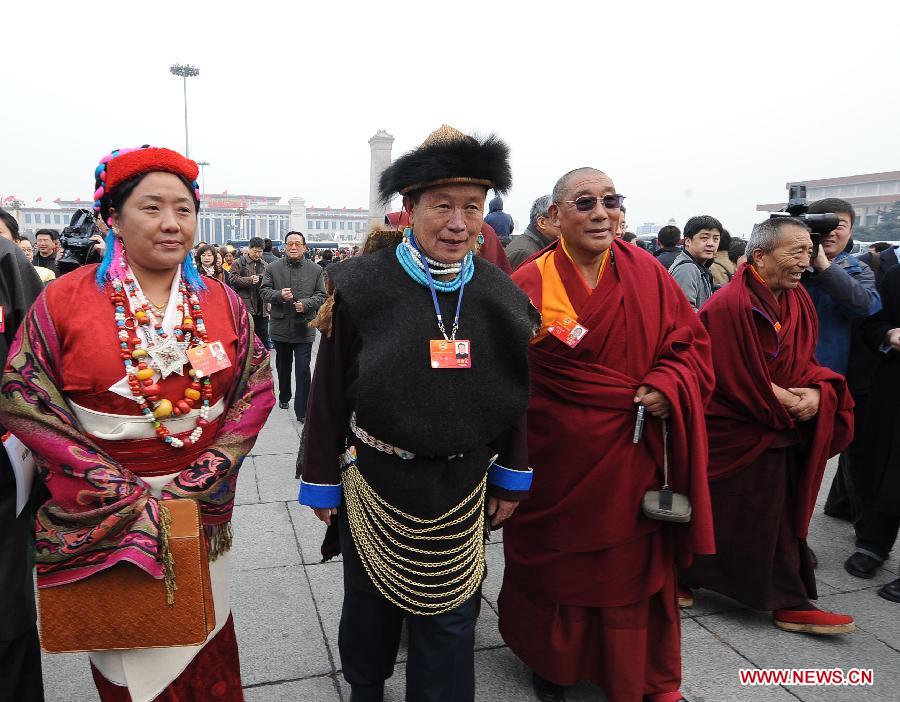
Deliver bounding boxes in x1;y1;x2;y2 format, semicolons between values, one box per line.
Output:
552;167;607;203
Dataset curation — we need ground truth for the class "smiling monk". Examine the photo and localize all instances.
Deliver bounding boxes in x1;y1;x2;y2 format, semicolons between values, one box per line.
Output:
684;217;856;636
499;168;715;702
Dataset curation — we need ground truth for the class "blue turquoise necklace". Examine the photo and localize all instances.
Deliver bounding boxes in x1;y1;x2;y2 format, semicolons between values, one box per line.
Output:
396;231;474;341
396;234;474;293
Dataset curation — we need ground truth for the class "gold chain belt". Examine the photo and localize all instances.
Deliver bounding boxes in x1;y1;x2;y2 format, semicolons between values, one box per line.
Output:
341;449;486;616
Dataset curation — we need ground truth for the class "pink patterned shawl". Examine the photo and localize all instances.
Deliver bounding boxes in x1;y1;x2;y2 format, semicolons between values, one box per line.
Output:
0;282;275;587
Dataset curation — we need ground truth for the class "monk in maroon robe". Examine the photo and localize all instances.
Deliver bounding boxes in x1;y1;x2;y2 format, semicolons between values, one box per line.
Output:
684;217;855;635
499;168;715;702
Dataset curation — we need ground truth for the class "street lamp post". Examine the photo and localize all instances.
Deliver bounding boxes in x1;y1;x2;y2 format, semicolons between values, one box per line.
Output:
195;162;210;243
169;63;200;158
196;161;210;196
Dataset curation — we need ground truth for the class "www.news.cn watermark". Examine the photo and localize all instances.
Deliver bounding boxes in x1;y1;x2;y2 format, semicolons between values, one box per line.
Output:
740;668;874;686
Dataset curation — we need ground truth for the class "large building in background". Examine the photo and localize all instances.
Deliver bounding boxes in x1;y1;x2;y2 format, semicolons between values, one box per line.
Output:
14;195;370;245
14;130;396;245
196;194;369;245
757;171;900;227
16;199;88;238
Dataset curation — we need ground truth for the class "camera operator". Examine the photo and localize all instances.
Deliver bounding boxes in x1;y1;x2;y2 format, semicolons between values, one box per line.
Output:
801;198;882;524
53;210;107;276
33;228;61;277
90;215;109;259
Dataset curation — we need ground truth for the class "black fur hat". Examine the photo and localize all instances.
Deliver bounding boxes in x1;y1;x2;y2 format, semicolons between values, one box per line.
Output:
378;125;511;204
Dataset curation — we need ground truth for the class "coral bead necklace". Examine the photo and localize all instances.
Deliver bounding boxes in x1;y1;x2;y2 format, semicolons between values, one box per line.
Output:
110;265;214;449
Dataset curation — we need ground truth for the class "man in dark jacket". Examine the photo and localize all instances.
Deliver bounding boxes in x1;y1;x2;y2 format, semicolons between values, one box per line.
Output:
230;236;270;348
845;265;900;599
0;236;45;702
262;237;278;265
260;232;327;421
484;195;514;246
32;228;60;278
505;195;559;270
654;224;681;269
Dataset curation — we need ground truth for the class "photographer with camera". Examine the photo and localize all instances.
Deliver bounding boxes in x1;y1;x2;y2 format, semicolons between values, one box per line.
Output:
55;209;107;276
802;198;881;373
798;198;881;529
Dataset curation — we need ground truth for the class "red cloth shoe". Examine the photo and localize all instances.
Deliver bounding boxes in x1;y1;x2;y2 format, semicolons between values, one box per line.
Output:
773;607;855;635
645;692;689;702
677;585;694;609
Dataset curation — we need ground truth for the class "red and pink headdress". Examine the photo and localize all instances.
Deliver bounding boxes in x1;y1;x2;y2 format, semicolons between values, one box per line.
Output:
93;146;200;221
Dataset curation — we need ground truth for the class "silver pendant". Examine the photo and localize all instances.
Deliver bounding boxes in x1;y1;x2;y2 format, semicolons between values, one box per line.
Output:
147;337;190;379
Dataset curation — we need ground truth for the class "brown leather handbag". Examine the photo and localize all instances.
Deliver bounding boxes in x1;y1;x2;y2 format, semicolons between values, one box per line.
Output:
39;498;216;653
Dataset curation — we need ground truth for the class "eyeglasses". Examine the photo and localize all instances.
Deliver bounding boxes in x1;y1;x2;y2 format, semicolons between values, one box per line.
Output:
560;194;626;212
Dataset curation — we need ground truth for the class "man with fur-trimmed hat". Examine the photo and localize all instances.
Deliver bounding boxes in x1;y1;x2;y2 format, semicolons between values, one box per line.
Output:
300;125;536;702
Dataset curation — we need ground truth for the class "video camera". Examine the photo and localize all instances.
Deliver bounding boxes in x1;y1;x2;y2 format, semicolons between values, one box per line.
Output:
58;209;100;273
769;185;839;259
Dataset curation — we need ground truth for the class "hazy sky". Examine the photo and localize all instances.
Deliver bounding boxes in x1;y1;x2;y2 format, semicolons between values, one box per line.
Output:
3;0;898;236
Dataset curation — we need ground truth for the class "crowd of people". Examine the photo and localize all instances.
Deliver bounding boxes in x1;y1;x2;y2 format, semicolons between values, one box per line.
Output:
0;129;899;702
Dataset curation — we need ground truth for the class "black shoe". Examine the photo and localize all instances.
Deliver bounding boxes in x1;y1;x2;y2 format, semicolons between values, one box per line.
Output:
296;416;305;423
279;401;289;409
531;672;565;702
878;577;900;603
844;552;882;579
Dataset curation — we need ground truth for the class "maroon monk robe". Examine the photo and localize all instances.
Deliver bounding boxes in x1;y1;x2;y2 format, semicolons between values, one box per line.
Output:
500;240;714;700
700;264;853;536
685;265;853;610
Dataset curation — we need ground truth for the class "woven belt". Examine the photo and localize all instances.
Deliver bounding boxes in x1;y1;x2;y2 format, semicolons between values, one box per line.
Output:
349;412;462;461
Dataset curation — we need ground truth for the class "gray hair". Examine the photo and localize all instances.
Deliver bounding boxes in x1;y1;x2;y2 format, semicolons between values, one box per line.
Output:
529;195;552;227
746;217;809;260
551;167;606;203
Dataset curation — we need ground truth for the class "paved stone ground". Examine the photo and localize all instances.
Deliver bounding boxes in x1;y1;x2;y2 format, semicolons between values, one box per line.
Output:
40;353;899;701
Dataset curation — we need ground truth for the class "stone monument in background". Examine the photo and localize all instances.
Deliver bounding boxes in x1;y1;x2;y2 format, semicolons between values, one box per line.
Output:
368;129;394;223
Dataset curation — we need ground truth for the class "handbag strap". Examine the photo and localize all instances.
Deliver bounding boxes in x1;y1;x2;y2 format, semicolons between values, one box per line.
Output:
661;420;670;490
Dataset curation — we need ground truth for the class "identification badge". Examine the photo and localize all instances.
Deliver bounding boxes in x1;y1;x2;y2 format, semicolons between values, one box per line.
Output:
548;317;589;348
0;306;5;333
187;341;232;377
430;339;471;369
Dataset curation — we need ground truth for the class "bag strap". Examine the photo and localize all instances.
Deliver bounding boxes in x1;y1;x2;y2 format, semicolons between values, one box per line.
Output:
661;420;670;490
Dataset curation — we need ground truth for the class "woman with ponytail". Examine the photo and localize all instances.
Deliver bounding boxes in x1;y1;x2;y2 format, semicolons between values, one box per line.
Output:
0;146;275;701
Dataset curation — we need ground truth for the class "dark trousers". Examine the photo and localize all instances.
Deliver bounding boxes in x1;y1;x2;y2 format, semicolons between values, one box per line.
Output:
856;511;900;561
0;626;44;702
274;341;313;420
824;396;868;521
251;314;269;349
339;582;478;702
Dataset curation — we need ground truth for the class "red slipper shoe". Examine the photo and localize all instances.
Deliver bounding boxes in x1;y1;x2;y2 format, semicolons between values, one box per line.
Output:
773;607;855;635
645;691;689;702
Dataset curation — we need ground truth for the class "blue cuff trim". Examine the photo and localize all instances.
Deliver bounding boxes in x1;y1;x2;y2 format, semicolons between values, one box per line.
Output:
488;463;533;492
298;479;342;508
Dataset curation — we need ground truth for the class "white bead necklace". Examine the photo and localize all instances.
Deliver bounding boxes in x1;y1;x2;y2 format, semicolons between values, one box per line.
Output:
403;241;464;276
